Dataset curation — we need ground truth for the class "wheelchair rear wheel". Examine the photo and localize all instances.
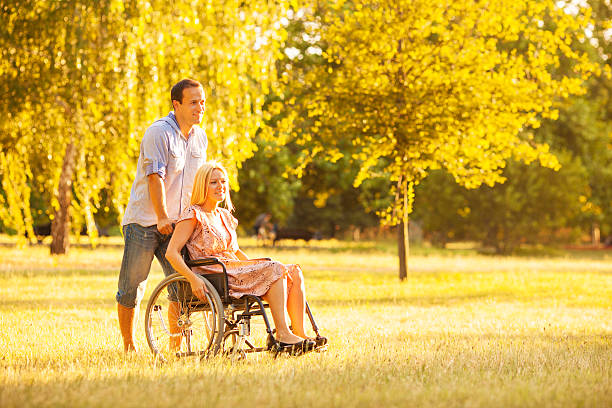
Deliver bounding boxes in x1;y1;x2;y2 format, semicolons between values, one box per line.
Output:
145;273;224;362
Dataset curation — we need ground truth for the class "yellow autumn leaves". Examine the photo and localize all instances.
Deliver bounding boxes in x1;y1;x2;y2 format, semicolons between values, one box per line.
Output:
281;0;598;222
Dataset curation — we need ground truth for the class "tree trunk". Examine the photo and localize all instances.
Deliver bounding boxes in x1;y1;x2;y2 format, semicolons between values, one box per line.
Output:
398;217;409;281
592;223;601;246
50;142;77;255
397;178;410;281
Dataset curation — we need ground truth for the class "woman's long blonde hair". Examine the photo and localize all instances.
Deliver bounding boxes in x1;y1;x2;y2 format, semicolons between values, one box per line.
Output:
191;161;234;211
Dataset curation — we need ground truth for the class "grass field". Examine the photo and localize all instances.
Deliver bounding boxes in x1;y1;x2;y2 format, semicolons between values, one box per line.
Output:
0;238;611;407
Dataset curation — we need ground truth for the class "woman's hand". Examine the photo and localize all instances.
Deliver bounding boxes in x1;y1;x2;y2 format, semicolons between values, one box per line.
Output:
235;249;249;260
189;276;209;301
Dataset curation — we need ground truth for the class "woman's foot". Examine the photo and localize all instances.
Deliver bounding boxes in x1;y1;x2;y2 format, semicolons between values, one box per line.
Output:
270;330;315;355
276;331;304;345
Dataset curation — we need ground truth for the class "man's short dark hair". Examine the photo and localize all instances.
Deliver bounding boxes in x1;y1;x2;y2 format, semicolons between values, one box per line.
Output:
171;79;203;104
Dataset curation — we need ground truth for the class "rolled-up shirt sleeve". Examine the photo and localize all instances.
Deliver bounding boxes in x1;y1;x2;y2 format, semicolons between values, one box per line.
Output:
142;127;169;179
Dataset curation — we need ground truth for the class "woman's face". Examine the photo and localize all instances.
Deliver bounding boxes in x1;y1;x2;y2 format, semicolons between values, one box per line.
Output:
207;168;227;204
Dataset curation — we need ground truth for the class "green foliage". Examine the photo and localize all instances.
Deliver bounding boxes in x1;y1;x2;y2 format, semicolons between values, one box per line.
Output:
414;152;589;252
233;137;387;236
287;155;383;236
239;7;391;236
535;0;612;238
1;0;609;250
232;138;301;230
410;0;612;251
536;96;612;237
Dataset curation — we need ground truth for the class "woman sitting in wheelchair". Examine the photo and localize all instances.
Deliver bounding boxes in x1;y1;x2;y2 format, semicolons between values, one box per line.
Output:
166;161;322;354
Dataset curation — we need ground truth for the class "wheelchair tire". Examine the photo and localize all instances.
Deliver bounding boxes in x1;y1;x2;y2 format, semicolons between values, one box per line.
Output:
145;273;224;362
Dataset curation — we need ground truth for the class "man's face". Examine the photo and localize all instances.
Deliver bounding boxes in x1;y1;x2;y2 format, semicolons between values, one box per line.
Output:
174;86;205;126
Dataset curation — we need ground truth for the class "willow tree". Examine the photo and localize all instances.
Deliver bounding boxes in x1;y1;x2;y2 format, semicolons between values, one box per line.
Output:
281;0;599;279
0;0;168;253
0;0;288;253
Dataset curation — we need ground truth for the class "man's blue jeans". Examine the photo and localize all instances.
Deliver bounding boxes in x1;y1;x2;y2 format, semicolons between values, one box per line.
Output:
116;223;176;308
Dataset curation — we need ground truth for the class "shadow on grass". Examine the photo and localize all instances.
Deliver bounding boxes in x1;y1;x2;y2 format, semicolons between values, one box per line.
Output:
0;268;122;278
476;246;612;260
310;292;513;307
240;244;394;254
241;243;481;257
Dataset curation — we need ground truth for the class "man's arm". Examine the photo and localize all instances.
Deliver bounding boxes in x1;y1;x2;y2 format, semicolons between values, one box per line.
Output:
148;174;173;234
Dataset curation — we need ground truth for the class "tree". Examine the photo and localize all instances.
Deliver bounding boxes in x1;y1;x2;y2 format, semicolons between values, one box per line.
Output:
282;0;599;279
1;0;139;251
0;0;289;253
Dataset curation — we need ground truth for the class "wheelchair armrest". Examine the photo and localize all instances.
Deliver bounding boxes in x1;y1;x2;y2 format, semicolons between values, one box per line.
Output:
186;257;223;268
185;257;231;303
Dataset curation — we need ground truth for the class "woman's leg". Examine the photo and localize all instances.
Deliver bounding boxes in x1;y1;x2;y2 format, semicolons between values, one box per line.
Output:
285;265;308;338
262;277;304;344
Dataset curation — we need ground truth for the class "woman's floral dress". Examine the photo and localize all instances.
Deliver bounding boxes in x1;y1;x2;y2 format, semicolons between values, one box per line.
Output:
178;205;295;298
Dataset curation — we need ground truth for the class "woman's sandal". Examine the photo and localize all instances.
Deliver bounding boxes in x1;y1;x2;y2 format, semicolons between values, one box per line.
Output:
267;334;316;356
279;339;316;355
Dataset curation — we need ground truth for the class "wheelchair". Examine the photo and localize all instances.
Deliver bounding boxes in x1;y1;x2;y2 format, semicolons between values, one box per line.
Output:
144;252;327;362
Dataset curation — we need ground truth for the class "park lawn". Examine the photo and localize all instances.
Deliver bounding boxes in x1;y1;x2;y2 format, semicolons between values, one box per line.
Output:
0;240;611;408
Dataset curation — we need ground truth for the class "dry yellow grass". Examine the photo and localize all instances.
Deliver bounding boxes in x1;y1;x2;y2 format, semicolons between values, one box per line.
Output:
0;239;611;407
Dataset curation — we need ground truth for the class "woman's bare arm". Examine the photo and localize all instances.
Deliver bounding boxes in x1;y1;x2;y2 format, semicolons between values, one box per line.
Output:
235;248;249;260
165;218;209;299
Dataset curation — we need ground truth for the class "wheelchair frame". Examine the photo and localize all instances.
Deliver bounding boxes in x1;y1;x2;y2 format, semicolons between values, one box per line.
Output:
144;255;326;362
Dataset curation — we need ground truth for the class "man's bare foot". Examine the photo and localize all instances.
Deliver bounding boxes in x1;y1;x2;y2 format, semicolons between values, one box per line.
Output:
124;342;138;353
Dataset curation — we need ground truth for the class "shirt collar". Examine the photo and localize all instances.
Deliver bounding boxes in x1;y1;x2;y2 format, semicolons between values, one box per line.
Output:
170;111;191;141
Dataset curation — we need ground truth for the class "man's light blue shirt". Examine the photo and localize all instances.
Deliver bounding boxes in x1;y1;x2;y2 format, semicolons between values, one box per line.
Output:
122;112;208;227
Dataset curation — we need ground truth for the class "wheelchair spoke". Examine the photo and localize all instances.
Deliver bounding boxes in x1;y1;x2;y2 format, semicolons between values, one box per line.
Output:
145;275;224;363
